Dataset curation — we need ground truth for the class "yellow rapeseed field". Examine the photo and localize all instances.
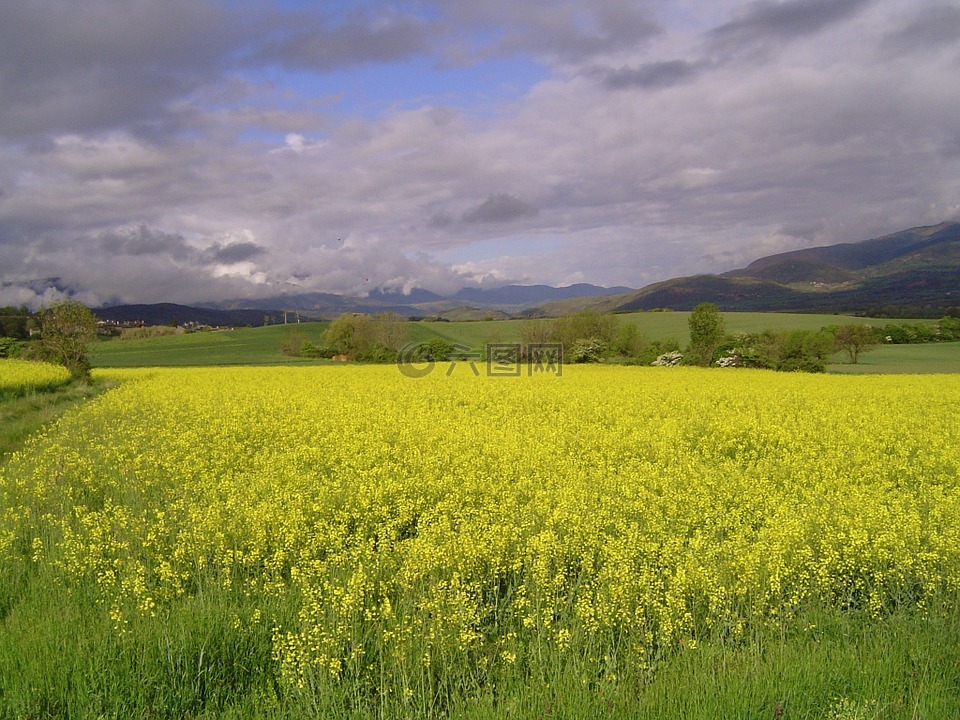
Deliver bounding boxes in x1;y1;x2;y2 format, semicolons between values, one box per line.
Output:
2;364;959;697
0;358;71;397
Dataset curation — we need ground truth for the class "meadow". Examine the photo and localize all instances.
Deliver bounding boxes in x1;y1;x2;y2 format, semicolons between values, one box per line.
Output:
2;364;959;718
88;312;956;372
828;341;960;374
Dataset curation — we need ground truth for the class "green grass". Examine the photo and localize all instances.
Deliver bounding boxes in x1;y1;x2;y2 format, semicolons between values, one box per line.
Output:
829;342;960;374
0;380;113;459
0;574;282;720
613;311;937;347
91;324;333;367
89;321;517;368
2;581;957;719
448;604;960;720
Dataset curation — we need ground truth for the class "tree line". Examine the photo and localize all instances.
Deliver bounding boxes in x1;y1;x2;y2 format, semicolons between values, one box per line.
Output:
6;300;959;380
0;301;98;379
277;303;960;372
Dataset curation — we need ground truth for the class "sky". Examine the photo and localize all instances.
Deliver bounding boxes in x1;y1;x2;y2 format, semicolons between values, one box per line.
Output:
1;0;959;308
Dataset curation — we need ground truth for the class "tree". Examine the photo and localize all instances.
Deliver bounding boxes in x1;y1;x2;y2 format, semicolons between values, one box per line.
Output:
323;313;373;357
613;321;648;357
0;305;31;339
774;329;834;372
553;310;618;352
371;312;410;353
38;299;97;379
519;318;554;347
687;303;725;366
833;324;877;364
281;329;308;356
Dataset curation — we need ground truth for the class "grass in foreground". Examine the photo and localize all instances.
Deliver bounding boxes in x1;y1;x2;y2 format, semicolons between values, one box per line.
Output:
2;584;957;719
2;366;959;718
0;379;113;459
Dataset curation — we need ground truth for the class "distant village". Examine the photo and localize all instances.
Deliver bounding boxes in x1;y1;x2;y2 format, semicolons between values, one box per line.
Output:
96;319;242;339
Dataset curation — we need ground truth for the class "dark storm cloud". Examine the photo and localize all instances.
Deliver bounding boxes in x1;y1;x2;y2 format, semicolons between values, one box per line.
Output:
93;226;264;267
463;194;539;223
598;60;704;91
97;226;193;261
0;2;429;141
709;0;874;54
0;1;245;140
203;241;267;265
428;211;456;228
0;1;661;142
590;0;873;92
257;8;430;70
881;5;960;56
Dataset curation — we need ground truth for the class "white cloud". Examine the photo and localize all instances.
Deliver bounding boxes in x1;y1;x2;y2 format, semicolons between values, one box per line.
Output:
1;0;958;305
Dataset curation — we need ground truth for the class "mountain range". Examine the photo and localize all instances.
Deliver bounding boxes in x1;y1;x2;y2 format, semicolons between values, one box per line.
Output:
213;283;634;313
528;221;960;317
95;284;633;326
92;221;960;325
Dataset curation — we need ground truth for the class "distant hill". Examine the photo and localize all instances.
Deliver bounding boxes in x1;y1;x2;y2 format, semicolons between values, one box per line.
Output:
212;292;420;316
208;283;634;318
531;222;960;316
727;222;960;279
95;303;285;327
366;288;444;303
453;283;632;305
95;284;634;325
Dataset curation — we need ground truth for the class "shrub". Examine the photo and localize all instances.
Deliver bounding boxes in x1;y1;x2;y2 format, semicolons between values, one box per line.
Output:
412;339;457;362
568;338;608;364
0;337;22;358
721;329;832;373
652;350;684;366
939;316;960;341
613;322;648;358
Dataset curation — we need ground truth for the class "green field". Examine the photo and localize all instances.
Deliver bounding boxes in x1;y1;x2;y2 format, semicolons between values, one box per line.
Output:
89;320;514;367
90;324;330;367
829;341;960;374
90;312;957;373
614;310;923;346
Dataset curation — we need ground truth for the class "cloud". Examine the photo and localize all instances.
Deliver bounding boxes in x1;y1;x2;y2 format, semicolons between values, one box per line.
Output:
463;195;540;223
203;240;267;265
0;0;244;140
708;0;874;57
2;1;960;306
256;7;430;70
97;225;194;260
439;0;662;64
428;211;456;228
881;5;960;56
597;60;703;90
